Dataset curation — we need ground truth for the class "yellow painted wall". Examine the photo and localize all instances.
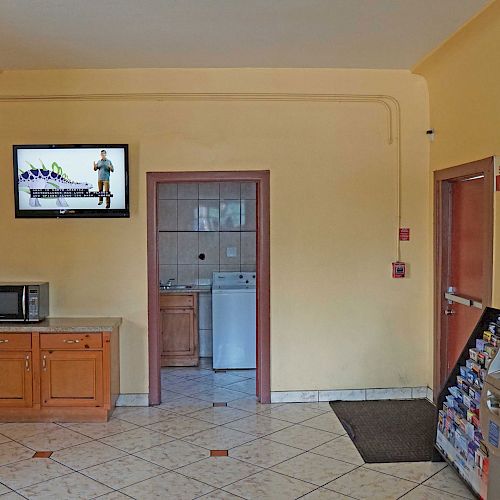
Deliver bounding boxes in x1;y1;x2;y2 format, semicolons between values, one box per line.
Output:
414;0;500;305
0;69;430;394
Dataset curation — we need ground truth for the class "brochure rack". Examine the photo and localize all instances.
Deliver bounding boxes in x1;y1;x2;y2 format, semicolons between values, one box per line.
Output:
435;307;500;499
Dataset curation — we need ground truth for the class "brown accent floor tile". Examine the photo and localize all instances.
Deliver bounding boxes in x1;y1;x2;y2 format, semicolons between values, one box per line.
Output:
210;450;228;456
213;402;227;407
32;451;53;458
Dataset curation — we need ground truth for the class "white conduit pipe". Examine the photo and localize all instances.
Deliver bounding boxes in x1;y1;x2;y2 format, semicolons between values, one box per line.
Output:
0;91;402;261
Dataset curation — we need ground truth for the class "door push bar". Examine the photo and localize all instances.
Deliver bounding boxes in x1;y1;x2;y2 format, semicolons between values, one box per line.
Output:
445;292;482;309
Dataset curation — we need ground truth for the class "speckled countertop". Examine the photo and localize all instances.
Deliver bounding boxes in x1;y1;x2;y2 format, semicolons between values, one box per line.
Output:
160;285;212;294
0;317;122;333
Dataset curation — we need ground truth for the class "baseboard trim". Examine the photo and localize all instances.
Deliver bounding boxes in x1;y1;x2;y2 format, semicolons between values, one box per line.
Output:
116;394;149;407
271;386;432;404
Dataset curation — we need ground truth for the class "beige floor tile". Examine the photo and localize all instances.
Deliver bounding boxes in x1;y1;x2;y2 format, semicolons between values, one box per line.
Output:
18;427;91;452
169;376;217;387
229;369;257;379
119;471;214;499
80;455;166;490
158;396;213;414
301;488;353;499
224;413;292;437
422;467;475;499
18;471;112;499
51;441;127;470
0;423;60;440
93;493;131;500
0;441;35;466
225;379;256;394
208;373;249;387
168;380;216;395
227;397;278;414
133;439;210;469
0;458;72;490
197;490;245;500
301;412;348;434
400;484;471;499
223;469;316;500
266;424;338;450
111;406;172;425
176;456;262;488
365;461;448;483
0;436;11;446
271;452;358;486
191;387;247;403
230;438;303;468
325;467;417;499
160;390;186;401
312;436;365;465
99;427;174;453
290;402;332;413
182;425;257;450
146;414;215;438
0;484;11;495
261;404;327;423
64;419;138;439
187;405;251;424
0;493;26;500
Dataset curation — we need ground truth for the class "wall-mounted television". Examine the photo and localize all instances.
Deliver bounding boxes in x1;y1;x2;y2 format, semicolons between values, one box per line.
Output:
13;144;129;218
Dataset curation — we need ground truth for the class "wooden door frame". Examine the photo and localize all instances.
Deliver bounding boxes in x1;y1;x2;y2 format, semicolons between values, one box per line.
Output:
147;170;271;405
433;157;494;400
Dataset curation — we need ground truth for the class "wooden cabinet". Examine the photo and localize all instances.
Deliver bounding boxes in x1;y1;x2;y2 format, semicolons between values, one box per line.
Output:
0;333;32;408
160;293;199;366
0;351;33;408
0;320;120;422
41;350;103;407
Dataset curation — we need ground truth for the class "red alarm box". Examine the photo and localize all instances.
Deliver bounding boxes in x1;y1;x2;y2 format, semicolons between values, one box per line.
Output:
392;261;406;278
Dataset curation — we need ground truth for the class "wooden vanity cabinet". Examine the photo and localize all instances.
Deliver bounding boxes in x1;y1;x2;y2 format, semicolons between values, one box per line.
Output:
160;293;199;366
0;323;119;422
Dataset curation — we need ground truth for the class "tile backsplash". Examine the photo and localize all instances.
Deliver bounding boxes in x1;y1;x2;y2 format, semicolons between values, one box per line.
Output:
158;182;256;285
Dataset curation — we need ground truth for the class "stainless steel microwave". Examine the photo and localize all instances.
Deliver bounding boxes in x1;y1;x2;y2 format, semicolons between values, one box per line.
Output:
0;283;49;322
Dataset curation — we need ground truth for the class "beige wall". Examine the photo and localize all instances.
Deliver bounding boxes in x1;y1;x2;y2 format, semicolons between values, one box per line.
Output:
414;0;500;305
0;68;430;394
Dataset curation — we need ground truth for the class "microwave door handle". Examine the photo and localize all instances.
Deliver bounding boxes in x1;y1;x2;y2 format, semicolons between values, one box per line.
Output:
22;286;26;320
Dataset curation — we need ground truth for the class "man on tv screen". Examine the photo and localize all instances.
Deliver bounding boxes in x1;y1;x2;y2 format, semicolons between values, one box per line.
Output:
93;149;114;208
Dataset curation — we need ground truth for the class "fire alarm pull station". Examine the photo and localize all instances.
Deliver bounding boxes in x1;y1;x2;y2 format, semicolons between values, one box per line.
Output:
392;261;406;278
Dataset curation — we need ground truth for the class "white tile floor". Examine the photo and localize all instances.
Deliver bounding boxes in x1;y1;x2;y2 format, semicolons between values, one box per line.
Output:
0;359;476;499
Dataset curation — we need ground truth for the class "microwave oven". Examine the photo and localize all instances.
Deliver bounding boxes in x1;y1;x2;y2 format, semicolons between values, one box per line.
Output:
0;283;49;322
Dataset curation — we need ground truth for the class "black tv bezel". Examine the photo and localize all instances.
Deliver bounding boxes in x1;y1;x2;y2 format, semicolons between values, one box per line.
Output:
13;144;130;219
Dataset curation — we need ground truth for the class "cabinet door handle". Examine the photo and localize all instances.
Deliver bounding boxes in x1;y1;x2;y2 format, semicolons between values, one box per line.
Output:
63;339;79;344
0;339;9;344
42;355;47;370
25;355;30;372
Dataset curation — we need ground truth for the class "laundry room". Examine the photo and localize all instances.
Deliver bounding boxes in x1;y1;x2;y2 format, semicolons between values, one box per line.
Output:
156;180;258;399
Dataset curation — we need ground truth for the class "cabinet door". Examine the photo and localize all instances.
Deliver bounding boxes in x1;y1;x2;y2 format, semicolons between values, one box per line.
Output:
0;351;32;407
41;351;103;407
161;307;198;364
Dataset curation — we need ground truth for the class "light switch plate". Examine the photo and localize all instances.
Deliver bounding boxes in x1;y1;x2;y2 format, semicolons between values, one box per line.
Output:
226;246;237;257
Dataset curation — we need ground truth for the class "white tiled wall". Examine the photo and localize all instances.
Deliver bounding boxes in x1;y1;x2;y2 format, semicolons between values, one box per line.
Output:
158;182;257;285
158;182;257;357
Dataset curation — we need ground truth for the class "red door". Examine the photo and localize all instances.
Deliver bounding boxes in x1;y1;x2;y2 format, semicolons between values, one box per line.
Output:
446;178;484;371
436;158;493;393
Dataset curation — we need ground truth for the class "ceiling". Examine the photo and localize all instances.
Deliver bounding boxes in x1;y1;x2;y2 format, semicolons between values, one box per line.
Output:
0;0;491;70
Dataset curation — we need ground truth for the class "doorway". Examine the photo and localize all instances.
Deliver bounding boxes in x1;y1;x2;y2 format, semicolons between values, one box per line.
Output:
147;171;270;405
434;157;493;398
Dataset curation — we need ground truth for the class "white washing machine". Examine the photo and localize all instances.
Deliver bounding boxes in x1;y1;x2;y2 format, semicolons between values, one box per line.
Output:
212;272;256;369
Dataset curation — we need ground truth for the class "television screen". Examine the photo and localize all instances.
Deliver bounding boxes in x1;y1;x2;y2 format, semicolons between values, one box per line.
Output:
13;144;129;218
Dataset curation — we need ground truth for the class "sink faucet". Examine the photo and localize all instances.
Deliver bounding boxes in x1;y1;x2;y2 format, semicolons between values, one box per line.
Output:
166;278;175;288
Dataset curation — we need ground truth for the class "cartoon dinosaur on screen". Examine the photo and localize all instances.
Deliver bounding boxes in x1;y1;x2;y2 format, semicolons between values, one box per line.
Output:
18;161;93;207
